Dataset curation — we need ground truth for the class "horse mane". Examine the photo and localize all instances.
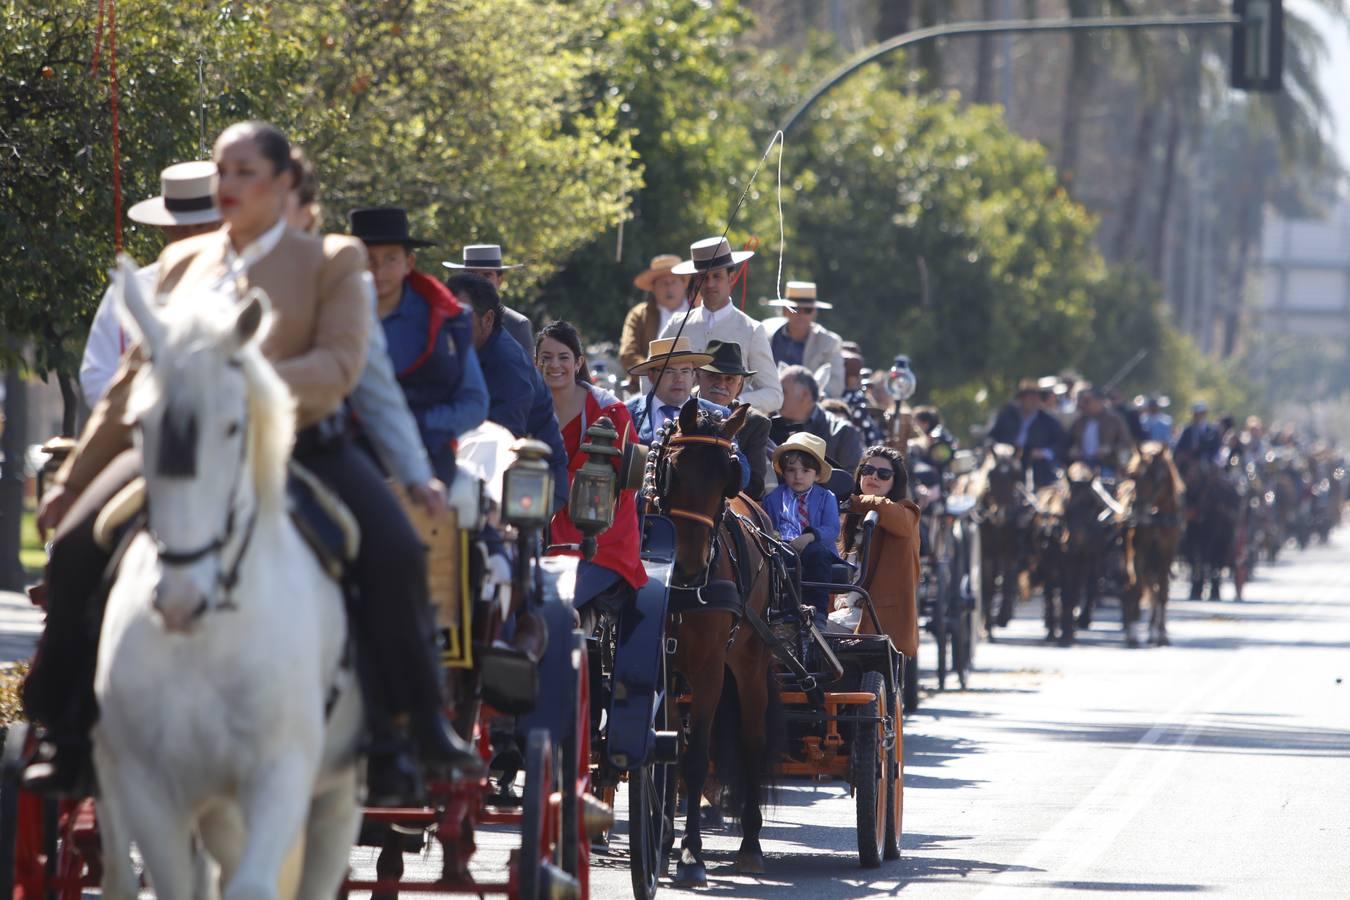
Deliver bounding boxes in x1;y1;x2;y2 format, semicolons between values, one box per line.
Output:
127;301;295;514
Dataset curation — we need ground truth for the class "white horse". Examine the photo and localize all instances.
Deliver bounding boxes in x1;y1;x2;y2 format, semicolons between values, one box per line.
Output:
93;258;363;900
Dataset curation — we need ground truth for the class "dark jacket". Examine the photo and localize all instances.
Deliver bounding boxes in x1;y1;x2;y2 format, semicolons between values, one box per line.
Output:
626;394;751;492
1175;422;1222;463
988;404;1065;488
479;325;569;511
770;404;865;475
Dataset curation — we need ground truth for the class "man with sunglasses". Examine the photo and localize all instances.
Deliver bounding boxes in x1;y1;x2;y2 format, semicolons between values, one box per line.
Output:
761;281;846;398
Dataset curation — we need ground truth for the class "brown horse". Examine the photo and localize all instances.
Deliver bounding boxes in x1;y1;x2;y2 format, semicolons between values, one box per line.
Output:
975;445;1033;635
646;399;780;886
1120;442;1184;647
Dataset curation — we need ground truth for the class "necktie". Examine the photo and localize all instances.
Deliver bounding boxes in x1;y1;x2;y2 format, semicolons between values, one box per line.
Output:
797;492;810;529
660;404;679;422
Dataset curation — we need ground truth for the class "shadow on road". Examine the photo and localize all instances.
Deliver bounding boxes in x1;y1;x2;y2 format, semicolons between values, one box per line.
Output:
998;719;1350;757
1039;879;1211;892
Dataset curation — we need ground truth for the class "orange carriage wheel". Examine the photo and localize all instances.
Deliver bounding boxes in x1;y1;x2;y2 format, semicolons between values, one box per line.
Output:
852;670;888;869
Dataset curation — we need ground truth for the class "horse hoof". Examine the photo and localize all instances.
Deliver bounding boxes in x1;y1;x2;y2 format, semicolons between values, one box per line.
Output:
733;851;766;875
1058;635;1073;648
1156;634;1170;647
675;861;708;887
1125;635;1140;649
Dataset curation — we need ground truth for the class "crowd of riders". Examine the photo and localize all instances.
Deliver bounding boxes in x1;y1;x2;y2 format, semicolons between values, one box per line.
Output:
19;134;1343;804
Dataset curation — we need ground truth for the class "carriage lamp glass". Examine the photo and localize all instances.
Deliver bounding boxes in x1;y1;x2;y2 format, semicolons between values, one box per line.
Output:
887;355;917;402
570;417;621;536
928;439;955;467
503;438;553;529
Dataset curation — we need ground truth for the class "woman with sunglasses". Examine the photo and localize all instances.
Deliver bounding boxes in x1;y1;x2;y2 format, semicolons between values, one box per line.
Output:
839;445;921;658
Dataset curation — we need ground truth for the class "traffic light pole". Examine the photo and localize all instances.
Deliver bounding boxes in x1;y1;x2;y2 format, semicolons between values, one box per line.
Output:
778;13;1244;138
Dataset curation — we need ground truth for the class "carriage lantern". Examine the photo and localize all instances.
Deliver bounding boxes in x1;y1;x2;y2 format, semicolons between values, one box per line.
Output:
503;438;555;530
887;355;917;402
570;417;622;558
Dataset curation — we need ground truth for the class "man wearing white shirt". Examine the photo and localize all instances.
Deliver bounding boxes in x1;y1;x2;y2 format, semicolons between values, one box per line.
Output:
660;236;784;414
80;161;222;404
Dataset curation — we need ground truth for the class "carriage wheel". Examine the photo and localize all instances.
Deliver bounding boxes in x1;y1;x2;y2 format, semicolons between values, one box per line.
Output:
517;729;555;900
901;655;920;714
951;596;973;692
629;652;674;899
0;722;28;898
852;670;888;869
882;687;903;861
558;632;591;897
933;559;951;692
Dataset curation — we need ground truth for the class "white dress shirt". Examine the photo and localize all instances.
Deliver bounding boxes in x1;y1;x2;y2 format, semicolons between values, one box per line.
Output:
659;301;784;414
80;262;161;404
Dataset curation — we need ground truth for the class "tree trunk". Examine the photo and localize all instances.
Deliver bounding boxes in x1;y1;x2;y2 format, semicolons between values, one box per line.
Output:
0;363;29;591
974;0;999;103
916;0;944;89
876;0;915;42
1149;98;1183;282
57;370;79;437
1111;101;1158;262
1058;0;1101;187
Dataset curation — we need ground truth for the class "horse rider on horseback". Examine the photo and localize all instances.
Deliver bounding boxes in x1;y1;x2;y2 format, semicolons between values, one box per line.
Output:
25;121;481;802
988;378;1065;489
1066;387;1135;479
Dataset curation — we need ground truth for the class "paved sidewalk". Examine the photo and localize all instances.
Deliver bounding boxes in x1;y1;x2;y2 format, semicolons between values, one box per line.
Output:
0;590;42;664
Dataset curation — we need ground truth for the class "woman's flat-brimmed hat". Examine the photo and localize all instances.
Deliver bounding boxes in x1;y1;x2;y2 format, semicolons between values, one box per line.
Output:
442;243;524;271
628;336;714;376
700;340;756;377
764;280;834;310
348;206;435;248
772;432;833;481
670;236;754;276
127;161;222;227
633;254;688;292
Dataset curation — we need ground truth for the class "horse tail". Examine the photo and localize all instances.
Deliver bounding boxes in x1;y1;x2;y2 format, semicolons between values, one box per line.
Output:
711;665;785;819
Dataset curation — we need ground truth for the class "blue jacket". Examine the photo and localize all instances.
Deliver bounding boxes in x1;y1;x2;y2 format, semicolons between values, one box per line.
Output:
626;394;751;492
479;326;569;511
763;483;841;546
381;279;488;460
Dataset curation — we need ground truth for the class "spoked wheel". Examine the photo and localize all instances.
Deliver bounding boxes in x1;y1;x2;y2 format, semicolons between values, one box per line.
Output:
933;558;951;691
852;670;888;869
0;722;29;898
882;685;903;861
559;631;592;897
517;729;556;900
629;653;674;899
951;589;973;691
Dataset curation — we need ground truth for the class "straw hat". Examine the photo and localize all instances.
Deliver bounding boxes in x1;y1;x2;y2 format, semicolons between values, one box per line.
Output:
127;161;221;227
627;336;714;376
772;432;833;481
633;254;688;292
442;243;524;271
669;236;754;276
764;280;834;310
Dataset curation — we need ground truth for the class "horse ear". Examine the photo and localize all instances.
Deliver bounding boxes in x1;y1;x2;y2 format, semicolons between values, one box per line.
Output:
721;403;749;441
231;288;273;350
678;397;700;434
113;254;165;356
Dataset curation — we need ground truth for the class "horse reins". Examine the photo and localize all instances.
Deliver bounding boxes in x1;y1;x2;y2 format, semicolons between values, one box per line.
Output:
661;433;737;530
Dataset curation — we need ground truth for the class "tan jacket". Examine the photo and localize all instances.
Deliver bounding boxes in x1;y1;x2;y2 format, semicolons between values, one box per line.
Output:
619;299;663;393
843;495;921;658
1068;410;1135;466
56;228;369;494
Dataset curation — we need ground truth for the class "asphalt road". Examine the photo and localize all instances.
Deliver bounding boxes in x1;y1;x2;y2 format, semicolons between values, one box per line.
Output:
6;527;1350;898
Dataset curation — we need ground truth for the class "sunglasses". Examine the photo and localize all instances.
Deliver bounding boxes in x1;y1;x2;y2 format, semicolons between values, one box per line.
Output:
859;464;894;481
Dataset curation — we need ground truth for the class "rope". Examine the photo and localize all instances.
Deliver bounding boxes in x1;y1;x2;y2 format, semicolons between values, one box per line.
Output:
91;0;123;251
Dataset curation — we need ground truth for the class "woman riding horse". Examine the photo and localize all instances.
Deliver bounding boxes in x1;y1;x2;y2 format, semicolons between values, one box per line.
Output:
25;121;477;803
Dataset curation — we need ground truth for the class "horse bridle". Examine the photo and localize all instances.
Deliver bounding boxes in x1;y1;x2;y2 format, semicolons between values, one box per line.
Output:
648;428;737;590
145;399;257;609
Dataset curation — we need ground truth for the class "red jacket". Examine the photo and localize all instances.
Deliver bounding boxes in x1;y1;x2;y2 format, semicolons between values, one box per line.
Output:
550;384;648;591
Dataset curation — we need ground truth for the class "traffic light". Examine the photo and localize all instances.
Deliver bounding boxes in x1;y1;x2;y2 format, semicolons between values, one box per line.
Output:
1231;0;1283;92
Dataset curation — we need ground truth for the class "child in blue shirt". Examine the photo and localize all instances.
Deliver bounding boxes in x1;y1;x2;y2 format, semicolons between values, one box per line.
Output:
763;433;841;626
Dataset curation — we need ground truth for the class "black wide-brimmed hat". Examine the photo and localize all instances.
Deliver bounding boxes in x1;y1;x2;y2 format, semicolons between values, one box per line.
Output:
699;340;756;377
348;206;435;248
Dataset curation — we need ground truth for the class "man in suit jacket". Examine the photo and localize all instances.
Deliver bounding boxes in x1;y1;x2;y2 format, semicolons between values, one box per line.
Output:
659;236;783;414
1066;388;1136;475
625;337;750;491
988;379;1066;488
442;243;533;351
1174;402;1222;466
696;340;773;500
760;281;846;398
770;365;864;475
619;254;690;393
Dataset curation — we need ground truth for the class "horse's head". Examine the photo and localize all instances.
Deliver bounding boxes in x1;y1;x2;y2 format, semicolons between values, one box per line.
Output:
116;256;293;631
983;444;1022;515
646;399;748;589
1128;441;1183;517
